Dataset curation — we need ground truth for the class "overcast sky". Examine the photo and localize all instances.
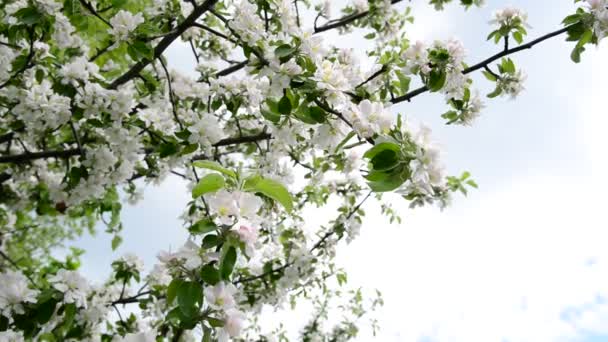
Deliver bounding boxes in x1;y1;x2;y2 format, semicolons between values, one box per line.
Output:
73;1;608;341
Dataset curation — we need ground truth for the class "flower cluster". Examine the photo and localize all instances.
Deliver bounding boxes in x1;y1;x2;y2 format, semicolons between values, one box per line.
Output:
0;270;39;317
346;100;394;138
491;7;529;28
488;6;530;44
0;0;601;341
109;10;145;42
585;0;608;39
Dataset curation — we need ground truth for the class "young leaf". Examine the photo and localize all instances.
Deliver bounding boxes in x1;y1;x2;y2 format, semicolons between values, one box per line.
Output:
243;176;293;212
188;218;218;235
278;95;292;115
177;281;203;318
220;246;237;280
192;174;225;198
200;264;221;285
192;160;237;179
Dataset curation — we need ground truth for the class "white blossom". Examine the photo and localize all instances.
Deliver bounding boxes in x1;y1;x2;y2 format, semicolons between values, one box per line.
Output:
204;282;237;309
52;13;82;49
118;253;144;274
187;113;225;147
12;80;71;134
218;309;246;342
498;69;527;99
108;10;144;42
0;329;24;342
490;7;529;29
114;329;156;342
49;270;90;308
59;56;101;86
346;100;393;138
0;270;39;316
229;1;266;46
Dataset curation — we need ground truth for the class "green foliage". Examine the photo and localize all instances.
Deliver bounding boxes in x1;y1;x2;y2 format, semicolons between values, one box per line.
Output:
243;176;294;212
220;245;237;280
192;174;226;198
363;141;411;192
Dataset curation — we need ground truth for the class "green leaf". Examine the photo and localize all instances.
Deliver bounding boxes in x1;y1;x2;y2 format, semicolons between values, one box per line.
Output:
487;87;502;98
243;176;293;212
278;95;292;115
220;246;237;280
261;107;282;123
192;173;225;198
188;218;218;235
207;317;225;327
111;0;128;8
202;234;220;249
308;106;327;123
482;70;497;82
366;169;409;192
177;281;203;318
200;264;221;285
577;29;593;48
0;315;8;331
203;327;212;342
166;279;183;305
512;31;523;44
274;44;296;58
15;7;43;25
158;142;178;158
427;69;447;92
36;297;57;324
111;235;122;251
370;149;400;171
38;333;56;342
501;58;516;74
55;303;77;337
192;160;237;179
363;142;401;161
127;40;154;62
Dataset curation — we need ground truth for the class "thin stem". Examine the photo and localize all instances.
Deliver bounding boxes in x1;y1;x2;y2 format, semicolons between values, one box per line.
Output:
78;0;113;28
391;25;573;104
158;57;185;131
192;22;237;43
314;0;403;33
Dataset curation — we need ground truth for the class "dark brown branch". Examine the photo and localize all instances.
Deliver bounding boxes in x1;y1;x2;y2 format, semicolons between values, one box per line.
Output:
391;25;572;104
0;172;10;184
192;22;237;43
314;0;403;33
0;133;271;165
356;65;387;89
111;290;152;305
89;41;114;62
109;0;218;89
211;132;271;148
215;60;248;77
0;149;81;164
0;132;14;144
0;41;19;49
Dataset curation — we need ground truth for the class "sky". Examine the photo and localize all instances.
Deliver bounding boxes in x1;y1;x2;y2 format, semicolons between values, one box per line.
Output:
72;1;608;341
